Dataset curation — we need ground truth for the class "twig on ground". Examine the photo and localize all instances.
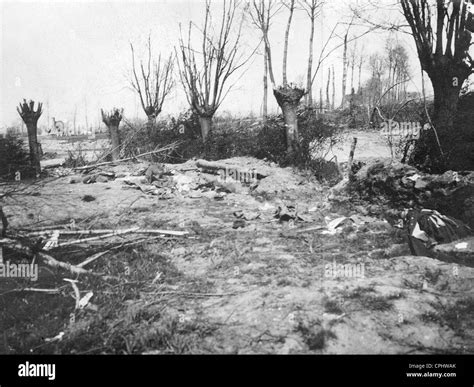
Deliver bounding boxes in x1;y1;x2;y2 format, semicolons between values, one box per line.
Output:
143;290;244;298
64;278;81;309
77;250;111;268
1;288;61;295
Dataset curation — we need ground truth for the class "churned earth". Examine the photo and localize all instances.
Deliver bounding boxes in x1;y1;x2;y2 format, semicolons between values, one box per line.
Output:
0;134;472;354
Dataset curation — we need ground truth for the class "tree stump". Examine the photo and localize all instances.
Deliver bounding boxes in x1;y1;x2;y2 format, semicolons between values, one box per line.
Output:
16;99;42;177
101;108;123;161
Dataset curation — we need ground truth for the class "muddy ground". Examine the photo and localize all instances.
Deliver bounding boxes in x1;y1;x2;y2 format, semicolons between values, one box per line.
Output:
0;133;473;354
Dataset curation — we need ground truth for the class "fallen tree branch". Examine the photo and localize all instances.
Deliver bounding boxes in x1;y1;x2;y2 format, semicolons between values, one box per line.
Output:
144;290;244;298
77;250;111;268
52;227;140;247
0;237;91;276
73;142;182;172
1;288;62;295
64;278;81;309
25;228;189;238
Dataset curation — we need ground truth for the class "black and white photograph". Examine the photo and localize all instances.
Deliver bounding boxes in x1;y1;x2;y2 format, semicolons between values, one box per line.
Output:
0;0;473;380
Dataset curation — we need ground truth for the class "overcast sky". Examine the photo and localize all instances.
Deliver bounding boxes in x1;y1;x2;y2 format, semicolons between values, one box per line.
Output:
0;0;445;130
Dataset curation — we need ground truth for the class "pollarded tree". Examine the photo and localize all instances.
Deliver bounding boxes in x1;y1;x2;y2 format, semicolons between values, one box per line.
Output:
101;108;123;161
400;0;474;170
274;0;306;153
248;0;282;122
17;99;42;176
130;36;174;127
176;0;246;142
250;0;305;153
300;0;323;106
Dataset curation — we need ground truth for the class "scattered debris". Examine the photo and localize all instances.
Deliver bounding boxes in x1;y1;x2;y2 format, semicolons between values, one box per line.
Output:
78;291;94;310
274;203;309;222
173;174;195;192
145;163;166;183
323;216;354;234
196;159;267;180
82;195;96;202
44;332;65;343
433;237;474;266
232;219;246;229
351;159;474;228
405;209;472;258
233;210;260;221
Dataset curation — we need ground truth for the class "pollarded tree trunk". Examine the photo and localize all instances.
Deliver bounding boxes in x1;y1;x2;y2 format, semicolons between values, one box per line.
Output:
25;123;41;176
273;86;305;153
109;125;121;161
147;115;156;126
16;99;42;177
198;116;212;142
101;108;123;161
146;114;157;138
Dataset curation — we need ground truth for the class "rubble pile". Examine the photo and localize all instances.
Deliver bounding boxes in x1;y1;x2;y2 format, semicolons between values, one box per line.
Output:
350;158;474;228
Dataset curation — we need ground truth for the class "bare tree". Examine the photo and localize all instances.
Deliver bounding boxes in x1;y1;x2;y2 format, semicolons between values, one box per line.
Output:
17;99;42;176
365;52;385;107
73;105;77;135
101;108;123;161
331;64;336;110
130;35;174;127
300;0;323;106
349;42;357;92
340;19;355;108
176;0;246;141
319;87;323;112
275;1;305;152
250;0;305;152
357;47;365;94
326;67;331;108
384;39;410;102
249;0;281;122
400;0;474;169
282;0;296;86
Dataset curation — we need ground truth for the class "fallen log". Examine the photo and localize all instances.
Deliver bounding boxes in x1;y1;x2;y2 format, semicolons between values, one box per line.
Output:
196;159;268;180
